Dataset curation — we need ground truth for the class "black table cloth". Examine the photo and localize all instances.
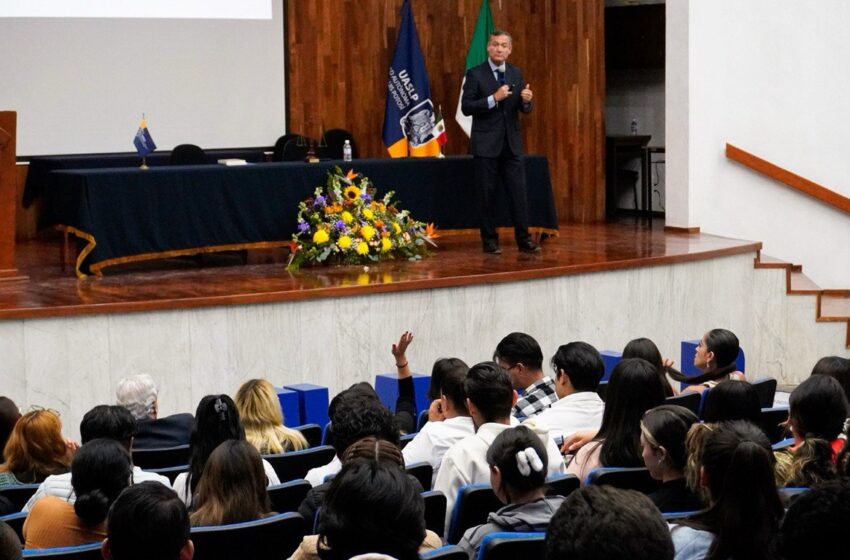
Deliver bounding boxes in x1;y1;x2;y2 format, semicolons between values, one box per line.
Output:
46;155;559;276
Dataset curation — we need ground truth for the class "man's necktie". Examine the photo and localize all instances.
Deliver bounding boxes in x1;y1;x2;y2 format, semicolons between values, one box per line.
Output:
497;69;506;86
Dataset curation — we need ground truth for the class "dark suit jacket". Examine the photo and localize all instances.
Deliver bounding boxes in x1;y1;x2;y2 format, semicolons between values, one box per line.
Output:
133;412;194;449
461;61;532;157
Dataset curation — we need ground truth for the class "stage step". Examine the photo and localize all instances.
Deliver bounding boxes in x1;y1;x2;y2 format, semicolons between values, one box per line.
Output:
755;252;850;348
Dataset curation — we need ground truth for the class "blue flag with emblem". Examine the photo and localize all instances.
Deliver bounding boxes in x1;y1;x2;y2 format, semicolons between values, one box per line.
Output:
133;116;157;157
382;0;441;158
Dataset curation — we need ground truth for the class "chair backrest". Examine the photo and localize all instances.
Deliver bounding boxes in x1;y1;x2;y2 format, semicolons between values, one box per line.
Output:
759;407;790;444
544;474;580;498
586;467;662;494
169;144;206;165
272;133;302;162
267;479;311;514
661;510;702;521
420;545;468;560
146;464;188;484
447;484;503;545
417;409;429;432
293;423;323;448
190;511;306;560
321;128;357;160
752;377;778;408
779;486;810;508
132;444;190;470
20;542;102;559
282;137;311;162
399;433;416;450
0;510;27;542
406;462;433;492
476;532;545;560
596;381;609;402
263;445;336;483
665;392;702;416
0;483;41;511
421;490;447;538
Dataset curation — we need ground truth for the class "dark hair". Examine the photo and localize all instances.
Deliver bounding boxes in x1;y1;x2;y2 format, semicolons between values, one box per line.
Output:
107;482;190;560
594;358;666;467
0;520;21;560
465;362;514;423
494;332;544;371
700;380;761;423
811;356;850;407
0;398;20;463
318;459;425;560
186;395;245;498
780;480;850;559
487;426;547;500
623;338;674;397
327;383;380;421
667;329;740;385
79;405;137;446
190;440;270;526
489;29;513;43
341;437;405;468
71;438;133;525
688;420;783;560
327;397;398;458
641;405;699;470
550;342;604;392
428;358;469;401
436;360;469;413
545;485;673;560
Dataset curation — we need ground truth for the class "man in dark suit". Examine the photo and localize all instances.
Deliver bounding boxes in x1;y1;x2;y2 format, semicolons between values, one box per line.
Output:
462;29;539;254
116;374;194;449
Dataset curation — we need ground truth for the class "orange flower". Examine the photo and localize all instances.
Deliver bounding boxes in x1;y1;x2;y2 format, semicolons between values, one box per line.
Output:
288;241;299;253
345;169;358;181
374;220;385;230
381;231;390;238
425;223;440;238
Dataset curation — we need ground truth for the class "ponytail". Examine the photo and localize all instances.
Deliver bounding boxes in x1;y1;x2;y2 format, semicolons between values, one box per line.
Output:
665;362;738;386
486;426;548;497
778;437;838;487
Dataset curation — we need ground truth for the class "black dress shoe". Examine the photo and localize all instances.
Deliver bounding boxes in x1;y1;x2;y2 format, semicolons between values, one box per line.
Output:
518;240;541;253
483;243;502;254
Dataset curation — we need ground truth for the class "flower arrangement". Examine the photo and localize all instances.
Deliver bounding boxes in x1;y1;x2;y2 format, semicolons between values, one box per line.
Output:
286;167;437;269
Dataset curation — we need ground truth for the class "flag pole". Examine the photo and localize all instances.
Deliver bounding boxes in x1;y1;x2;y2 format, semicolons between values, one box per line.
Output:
139;113;149;170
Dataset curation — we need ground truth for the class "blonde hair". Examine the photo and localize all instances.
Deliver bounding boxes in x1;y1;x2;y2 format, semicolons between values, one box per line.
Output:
235;379;307;454
684;422;714;501
1;410;70;481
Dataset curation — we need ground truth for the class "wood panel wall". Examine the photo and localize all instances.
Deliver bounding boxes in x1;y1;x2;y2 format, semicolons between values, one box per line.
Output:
285;0;605;222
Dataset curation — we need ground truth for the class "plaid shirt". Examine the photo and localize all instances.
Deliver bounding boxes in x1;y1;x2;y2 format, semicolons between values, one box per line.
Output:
513;376;559;419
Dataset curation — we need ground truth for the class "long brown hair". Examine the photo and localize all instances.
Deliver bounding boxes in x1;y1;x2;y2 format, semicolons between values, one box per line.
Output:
190;440;270;526
0;410;69;482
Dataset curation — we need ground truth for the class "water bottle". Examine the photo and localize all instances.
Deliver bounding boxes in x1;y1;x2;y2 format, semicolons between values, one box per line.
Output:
630;119;638;135
343;140;352;162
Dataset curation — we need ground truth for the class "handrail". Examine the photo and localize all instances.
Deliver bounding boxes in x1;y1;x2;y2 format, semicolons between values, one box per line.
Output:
725;143;850;216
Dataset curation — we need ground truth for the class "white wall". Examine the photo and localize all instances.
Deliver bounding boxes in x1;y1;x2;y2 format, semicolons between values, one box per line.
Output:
0;1;285;155
668;0;850;287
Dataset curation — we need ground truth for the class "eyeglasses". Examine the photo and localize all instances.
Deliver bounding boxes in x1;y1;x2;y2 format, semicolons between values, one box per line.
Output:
25;405;61;417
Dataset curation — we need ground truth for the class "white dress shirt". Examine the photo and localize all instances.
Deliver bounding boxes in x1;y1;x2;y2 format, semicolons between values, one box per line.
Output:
172;458;280;507
304;455;342;487
402;415;475;487
535;391;604;440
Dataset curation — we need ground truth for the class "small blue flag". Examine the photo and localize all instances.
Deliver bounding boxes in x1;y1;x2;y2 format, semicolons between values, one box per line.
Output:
133;117;157;157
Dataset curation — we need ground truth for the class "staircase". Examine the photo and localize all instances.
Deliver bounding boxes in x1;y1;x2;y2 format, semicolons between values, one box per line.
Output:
754;252;850;348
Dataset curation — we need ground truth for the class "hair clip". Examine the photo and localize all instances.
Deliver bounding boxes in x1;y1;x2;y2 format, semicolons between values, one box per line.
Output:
516;447;544;476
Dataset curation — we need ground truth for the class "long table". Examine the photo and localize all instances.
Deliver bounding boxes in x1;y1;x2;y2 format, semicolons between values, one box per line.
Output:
46;155;559;276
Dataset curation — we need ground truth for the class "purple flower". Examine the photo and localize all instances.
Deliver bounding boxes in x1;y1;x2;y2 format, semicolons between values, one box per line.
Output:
360;192;372;201
314;195;326;207
334;220;346;231
298;221;310;233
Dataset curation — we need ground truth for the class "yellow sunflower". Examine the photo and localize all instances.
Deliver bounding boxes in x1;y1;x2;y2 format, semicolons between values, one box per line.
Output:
341;211;354;224
356;241;369;255
338;235;352;250
362;208;374;220
313;230;330;244
344;186;361;201
360;225;376;240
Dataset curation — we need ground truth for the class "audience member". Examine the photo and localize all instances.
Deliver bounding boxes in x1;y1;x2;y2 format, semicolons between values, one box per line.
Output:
0;520;21;560
0;397;21;463
292;459;440;560
116;374;194;450
494;332;558;418
536;342;605;439
305;392;397;487
102;481;194;560
459;425;565;558
0;408;72;486
779;479;850;560
667;329;745;394
670;420;782;560
434;362;566;533
173;395;279;507
401;359;473;485
811;355;850;412
567;358;665;482
699;379;761;424
190;440;271;526
640;405;702;512
622;337;676;397
300;437;419;528
234;379;307;454
544;485;674;560
23;438;132;549
23;405;169;512
775;375;846;487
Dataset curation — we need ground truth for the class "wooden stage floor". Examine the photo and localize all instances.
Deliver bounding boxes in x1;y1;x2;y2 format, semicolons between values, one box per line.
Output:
0;220;760;319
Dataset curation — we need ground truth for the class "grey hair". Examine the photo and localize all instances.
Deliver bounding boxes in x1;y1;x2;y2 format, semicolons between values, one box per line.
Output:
116;374;158;420
490;28;513;44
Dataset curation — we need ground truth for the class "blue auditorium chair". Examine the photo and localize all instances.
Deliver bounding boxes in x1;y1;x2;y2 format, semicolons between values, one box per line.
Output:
267;479;312;514
131;444;190;470
406;462;434;491
263;445;335;483
0;510;26;542
586;467;661;494
190;511;306;560
665;391;702;416
446;484;502;544
420;544;468;560
544;473;580;497
21;542;102;559
293;423;323;448
475;532;545;560
752;377;778;408
0;483;40;512
146;464;188;484
759;407;790;443
422;490;447;538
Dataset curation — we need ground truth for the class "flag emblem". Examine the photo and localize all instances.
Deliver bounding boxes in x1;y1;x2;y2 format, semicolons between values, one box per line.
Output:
133;118;157;157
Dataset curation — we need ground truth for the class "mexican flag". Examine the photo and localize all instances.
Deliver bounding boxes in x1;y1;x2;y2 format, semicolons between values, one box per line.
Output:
455;0;494;137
